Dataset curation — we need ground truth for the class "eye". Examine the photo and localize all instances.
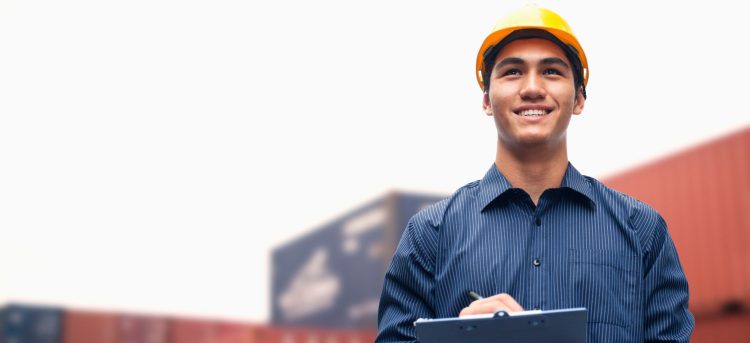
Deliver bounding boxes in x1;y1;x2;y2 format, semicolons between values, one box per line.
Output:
502;69;522;76
542;68;563;76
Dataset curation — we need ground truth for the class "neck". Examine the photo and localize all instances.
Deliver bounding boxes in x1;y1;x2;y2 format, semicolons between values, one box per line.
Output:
495;139;569;205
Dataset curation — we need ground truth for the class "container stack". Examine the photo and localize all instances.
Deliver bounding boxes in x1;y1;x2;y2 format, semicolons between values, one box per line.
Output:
602;126;750;341
1;191;441;342
1;303;377;343
3;128;747;342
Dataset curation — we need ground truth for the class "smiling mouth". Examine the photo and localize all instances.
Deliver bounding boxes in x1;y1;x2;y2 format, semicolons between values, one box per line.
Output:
515;109;550;117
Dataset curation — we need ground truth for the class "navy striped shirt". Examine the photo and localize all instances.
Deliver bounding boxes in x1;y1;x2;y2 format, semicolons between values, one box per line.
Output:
377;163;694;342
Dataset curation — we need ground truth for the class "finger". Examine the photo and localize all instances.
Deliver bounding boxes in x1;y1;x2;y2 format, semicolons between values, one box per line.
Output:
459;304;507;317
495;293;524;312
460;299;517;316
480;293;524;312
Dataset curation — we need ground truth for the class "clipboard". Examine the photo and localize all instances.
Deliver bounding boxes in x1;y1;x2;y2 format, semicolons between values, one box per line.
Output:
414;308;587;343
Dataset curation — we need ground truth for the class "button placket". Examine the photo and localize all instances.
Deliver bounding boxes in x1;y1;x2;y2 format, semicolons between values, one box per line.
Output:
529;212;543;312
529;207;547;313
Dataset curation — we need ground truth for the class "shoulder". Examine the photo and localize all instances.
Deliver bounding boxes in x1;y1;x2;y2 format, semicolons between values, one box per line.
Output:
588;177;663;223
586;176;667;248
409;180;482;231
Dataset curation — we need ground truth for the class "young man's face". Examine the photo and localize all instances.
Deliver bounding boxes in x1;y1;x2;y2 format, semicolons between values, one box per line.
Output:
483;38;585;150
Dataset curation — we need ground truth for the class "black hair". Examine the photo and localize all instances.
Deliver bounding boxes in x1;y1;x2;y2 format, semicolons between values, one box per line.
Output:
482;29;586;99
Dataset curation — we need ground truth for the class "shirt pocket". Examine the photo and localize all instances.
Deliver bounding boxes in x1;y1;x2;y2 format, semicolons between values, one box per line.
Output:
568;249;639;328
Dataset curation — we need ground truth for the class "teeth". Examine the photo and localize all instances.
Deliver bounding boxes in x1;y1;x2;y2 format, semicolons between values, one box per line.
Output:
518;109;547;116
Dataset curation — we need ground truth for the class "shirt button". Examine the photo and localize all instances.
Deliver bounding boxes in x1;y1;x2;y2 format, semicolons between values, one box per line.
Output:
533;258;541;267
535;217;541;226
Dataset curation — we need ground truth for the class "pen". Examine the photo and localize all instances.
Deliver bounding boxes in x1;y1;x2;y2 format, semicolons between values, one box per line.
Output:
468;291;484;301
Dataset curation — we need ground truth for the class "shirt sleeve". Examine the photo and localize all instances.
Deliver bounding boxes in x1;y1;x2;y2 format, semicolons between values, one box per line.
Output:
642;214;695;342
376;219;437;343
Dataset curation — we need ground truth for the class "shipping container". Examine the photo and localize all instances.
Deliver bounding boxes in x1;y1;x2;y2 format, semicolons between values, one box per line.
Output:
254;326;376;343
602;127;750;317
117;313;170;343
271;191;445;329
210;323;258;343
169;317;258;343
5;302;380;343
692;313;750;342
0;303;63;343
63;309;119;343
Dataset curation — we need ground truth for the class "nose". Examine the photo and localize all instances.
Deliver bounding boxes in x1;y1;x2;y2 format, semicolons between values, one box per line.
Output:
519;72;546;100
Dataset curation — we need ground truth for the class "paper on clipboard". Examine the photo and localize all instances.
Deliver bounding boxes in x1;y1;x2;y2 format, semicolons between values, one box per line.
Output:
414;307;587;343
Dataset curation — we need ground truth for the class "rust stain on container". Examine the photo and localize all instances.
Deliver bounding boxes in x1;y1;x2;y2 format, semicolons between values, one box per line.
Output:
602;127;750;317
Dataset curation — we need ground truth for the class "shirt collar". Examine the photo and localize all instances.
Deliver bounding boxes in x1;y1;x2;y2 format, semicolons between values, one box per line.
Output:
477;163;515;211
478;162;596;211
560;163;596;208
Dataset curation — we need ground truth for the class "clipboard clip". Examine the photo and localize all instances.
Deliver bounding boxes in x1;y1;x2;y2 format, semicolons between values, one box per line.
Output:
492;310;509;318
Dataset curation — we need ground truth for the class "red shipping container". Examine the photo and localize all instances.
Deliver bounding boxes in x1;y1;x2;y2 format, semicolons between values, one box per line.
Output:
692;314;750;342
212;324;259;343
63;309;119;343
254;326;376;343
118;313;170;343
345;330;376;343
169;317;258;343
602;127;750;317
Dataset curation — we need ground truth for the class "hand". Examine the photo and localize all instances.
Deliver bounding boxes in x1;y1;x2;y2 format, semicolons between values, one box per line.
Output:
459;293;524;317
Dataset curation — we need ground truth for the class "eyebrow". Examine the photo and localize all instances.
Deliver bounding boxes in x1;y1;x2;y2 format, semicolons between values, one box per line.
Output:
541;57;570;69
494;57;525;71
494;57;571;71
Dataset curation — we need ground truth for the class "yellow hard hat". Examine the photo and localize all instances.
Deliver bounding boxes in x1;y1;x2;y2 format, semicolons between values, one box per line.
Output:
476;6;589;92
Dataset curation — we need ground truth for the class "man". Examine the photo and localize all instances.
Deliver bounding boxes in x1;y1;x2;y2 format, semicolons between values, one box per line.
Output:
376;6;694;343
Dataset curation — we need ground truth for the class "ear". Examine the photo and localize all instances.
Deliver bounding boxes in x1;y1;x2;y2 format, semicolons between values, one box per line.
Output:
482;91;493;116
572;86;585;115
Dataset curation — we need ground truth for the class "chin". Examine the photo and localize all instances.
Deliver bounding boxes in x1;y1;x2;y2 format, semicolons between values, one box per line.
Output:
500;135;547;149
518;138;551;147
516;132;551;144
517;130;568;148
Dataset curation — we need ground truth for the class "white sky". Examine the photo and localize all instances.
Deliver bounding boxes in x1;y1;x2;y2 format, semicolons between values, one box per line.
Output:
1;0;748;322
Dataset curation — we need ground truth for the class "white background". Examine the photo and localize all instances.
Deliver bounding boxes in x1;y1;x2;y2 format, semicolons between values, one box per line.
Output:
1;0;748;322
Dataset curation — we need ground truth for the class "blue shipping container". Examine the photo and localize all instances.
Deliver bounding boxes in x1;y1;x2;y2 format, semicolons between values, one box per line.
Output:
0;304;63;343
271;191;445;329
